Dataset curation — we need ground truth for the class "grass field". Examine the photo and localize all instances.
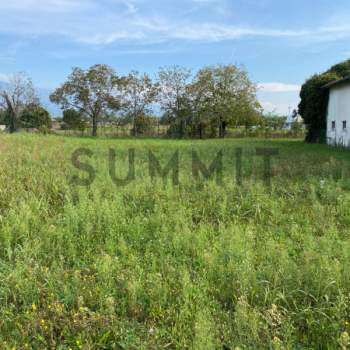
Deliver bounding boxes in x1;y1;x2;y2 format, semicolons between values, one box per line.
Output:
1;134;350;349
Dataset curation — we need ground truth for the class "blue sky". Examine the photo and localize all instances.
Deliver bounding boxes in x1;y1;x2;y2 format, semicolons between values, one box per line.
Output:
1;0;350;115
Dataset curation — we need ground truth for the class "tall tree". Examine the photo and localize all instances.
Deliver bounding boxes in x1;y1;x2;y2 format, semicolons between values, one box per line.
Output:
50;64;121;137
0;72;37;133
298;60;350;143
158;66;192;138
120;71;159;136
193;65;260;138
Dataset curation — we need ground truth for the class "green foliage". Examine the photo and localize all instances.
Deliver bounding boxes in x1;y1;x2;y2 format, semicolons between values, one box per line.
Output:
121;71;159;135
290;120;304;136
299;72;338;143
50;64;121;137
0;108;9;126
0;108;7;124
20;103;52;129
1;135;350;348
63;109;86;131
131;114;156;135
262;113;287;130
158;64;261;139
299;59;350;143
190;64;261;138
0;72;37;133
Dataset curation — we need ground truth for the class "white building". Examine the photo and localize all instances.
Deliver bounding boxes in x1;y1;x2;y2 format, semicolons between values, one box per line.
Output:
284;112;304;130
325;77;350;147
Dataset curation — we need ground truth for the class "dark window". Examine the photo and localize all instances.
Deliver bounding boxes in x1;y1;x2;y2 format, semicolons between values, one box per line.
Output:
332;121;336;130
343;121;347;130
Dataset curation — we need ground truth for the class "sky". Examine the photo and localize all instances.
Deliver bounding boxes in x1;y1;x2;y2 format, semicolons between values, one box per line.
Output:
1;0;350;116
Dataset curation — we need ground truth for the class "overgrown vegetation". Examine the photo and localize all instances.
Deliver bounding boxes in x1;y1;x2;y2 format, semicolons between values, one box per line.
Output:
299;59;350;143
0;134;350;348
0;73;51;131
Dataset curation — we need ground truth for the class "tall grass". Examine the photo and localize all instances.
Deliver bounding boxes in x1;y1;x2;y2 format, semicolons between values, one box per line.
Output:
0;134;350;349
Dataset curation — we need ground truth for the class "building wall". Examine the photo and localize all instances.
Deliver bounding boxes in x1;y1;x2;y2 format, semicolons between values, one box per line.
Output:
327;83;350;147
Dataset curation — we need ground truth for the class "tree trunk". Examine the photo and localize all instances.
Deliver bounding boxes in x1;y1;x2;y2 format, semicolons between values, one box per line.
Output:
9;112;16;133
179;119;184;138
218;119;223;138
222;121;227;138
92;115;98;137
218;119;226;138
4;96;17;133
198;122;203;139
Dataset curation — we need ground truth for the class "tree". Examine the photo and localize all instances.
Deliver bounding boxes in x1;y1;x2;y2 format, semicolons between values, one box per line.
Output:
298;59;350;143
0;72;37;133
62;109;86;131
299;72;338;143
21;103;52;129
50;64;121;137
158;66;192;138
192;65;260;138
187;77;211;138
120;71;159;136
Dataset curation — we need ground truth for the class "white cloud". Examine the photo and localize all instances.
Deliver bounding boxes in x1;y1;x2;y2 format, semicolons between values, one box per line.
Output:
0;0;89;13
258;83;301;93
260;101;294;115
0;1;350;46
0;73;10;83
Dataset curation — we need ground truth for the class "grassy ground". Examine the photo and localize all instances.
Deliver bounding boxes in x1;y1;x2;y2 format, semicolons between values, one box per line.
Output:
1;134;350;349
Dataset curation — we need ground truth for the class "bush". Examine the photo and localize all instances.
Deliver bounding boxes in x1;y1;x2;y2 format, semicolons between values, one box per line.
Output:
63;109;86;131
131;115;156;136
21;103;52;129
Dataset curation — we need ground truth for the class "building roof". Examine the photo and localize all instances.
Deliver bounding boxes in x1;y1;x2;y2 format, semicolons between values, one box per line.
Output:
323;76;350;89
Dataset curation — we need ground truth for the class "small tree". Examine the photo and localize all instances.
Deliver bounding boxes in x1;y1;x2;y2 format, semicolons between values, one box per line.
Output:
120;71;159;136
158;66;192;138
21;103;52;129
193;65;260;138
50;64;121;137
0;72;37;133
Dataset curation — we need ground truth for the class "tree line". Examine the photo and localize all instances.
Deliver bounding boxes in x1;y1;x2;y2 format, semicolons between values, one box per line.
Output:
0;64;266;138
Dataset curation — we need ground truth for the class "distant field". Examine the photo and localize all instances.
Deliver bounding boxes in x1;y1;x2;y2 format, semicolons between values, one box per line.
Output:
1;134;350;349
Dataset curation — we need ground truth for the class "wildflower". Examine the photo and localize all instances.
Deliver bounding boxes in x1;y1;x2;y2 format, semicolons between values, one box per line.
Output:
272;336;283;350
339;331;350;350
31;303;37;312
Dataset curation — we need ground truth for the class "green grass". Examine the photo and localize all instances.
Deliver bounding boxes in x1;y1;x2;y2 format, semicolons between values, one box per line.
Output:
1;134;350;349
